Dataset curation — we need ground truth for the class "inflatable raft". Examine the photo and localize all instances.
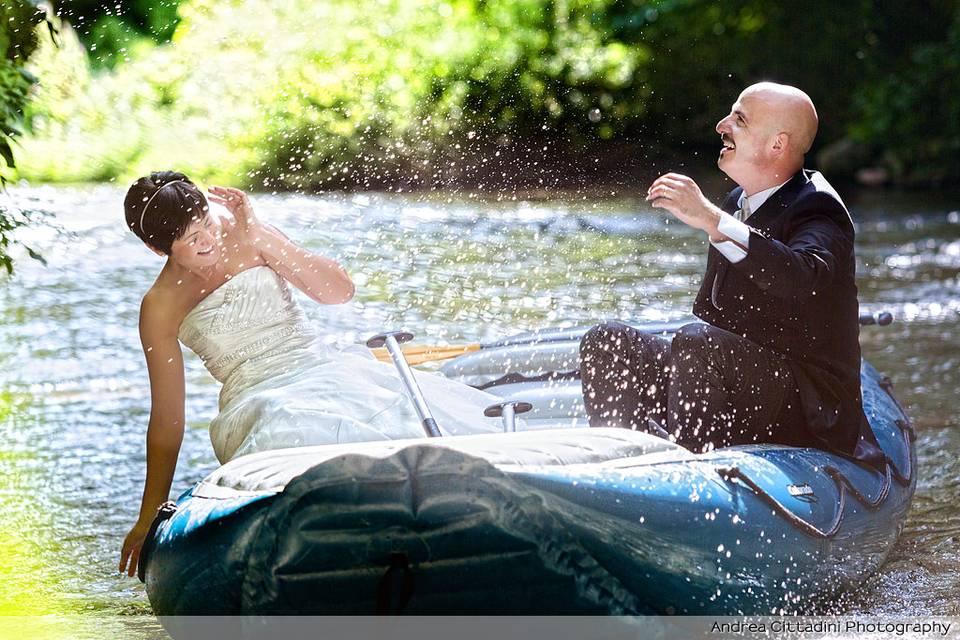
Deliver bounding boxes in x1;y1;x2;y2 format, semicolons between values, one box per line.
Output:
140;319;915;615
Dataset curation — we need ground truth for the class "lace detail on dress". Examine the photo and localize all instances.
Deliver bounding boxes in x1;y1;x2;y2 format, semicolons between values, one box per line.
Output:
210;321;312;374
178;267;315;384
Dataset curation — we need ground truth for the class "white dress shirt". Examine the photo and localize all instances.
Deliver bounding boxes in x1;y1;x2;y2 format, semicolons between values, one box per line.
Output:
710;179;791;263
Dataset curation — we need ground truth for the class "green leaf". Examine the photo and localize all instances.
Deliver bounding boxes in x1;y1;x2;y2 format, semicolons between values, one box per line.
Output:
0;138;14;169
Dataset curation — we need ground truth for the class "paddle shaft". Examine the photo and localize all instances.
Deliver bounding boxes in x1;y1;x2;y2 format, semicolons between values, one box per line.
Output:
380;335;442;438
501;403;516;433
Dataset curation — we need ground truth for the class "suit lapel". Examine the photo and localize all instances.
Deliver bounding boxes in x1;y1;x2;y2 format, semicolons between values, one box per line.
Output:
709;173;804;312
722;187;743;215
745;170;807;230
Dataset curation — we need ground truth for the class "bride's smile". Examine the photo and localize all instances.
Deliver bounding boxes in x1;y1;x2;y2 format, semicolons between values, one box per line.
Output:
168;215;224;277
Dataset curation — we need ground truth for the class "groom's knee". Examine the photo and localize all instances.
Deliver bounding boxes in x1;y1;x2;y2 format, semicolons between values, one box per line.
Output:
580;322;632;388
672;322;718;357
580;321;632;355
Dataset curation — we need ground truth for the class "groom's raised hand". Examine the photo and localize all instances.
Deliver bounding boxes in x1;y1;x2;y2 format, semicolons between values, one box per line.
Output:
646;173;725;242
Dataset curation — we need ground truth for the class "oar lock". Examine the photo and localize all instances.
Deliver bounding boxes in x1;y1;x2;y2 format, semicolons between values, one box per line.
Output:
365;331;415;349
484;400;534;432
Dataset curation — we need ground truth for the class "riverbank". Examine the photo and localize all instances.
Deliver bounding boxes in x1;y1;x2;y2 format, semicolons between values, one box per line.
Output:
17;1;960;194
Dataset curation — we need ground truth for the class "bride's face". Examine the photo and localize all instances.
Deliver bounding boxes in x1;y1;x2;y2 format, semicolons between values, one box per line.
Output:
168;214;222;269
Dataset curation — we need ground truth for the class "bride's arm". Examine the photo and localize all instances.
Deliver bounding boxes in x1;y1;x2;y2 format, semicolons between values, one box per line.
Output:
257;223;356;305
119;293;186;577
207;185;354;305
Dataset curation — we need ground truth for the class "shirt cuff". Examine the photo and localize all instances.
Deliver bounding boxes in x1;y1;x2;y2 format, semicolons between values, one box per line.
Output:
709;212;751;263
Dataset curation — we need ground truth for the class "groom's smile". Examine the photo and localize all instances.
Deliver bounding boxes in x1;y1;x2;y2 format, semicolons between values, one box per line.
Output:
720;134;736;157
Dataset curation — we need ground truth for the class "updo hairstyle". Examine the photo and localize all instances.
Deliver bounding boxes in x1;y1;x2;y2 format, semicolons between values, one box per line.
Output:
123;171;209;254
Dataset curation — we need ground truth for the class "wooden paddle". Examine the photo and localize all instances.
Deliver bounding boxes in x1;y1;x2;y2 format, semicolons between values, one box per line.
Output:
370;343;481;365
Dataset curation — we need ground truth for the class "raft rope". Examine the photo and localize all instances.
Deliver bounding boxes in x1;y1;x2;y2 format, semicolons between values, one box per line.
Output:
716;378;914;540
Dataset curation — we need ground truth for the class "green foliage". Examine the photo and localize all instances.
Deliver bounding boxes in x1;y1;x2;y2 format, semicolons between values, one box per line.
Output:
51;0;183;69
17;0;650;190
18;17;149;183
0;0;53;275
603;0;874;146
13;0;960;190
447;0;648;137
0;0;46;176
849;4;960;185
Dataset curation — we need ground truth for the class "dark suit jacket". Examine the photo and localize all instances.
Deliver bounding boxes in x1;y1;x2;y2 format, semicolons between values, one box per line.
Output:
692;169;884;465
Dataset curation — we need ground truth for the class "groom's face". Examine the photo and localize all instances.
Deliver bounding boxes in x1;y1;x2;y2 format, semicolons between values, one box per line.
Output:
715;92;775;185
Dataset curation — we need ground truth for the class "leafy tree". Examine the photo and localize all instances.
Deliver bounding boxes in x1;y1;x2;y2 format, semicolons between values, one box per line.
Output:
849;1;960;185
50;0;182;69
14;0;960;189
0;0;53;274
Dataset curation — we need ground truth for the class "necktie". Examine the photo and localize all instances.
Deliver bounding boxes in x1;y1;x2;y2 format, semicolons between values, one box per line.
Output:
737;196;752;222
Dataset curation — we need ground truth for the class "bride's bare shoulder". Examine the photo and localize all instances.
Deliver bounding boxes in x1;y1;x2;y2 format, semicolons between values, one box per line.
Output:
139;274;189;337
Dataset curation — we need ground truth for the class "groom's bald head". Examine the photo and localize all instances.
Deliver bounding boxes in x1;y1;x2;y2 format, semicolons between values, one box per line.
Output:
716;82;819;192
741;82;819;157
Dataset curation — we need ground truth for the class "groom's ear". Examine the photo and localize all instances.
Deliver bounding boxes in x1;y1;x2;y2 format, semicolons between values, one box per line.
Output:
771;132;788;153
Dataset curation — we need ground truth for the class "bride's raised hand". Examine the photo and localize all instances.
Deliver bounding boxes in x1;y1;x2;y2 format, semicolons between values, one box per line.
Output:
208;186;264;247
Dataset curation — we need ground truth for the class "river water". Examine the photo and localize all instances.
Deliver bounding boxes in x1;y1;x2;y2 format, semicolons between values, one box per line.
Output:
0;183;957;627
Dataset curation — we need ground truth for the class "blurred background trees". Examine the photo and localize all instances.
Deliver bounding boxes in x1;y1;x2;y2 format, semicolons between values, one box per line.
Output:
4;0;959;194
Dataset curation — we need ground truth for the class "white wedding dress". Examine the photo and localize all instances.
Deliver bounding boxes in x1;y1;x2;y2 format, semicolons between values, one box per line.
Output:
177;265;503;463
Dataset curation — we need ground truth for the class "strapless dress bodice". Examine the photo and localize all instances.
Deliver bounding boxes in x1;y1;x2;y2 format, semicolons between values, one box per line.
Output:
178;266;327;406
174;265;501;462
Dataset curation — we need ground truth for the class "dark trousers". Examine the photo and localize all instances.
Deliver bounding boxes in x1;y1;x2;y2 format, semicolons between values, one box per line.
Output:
579;321;809;452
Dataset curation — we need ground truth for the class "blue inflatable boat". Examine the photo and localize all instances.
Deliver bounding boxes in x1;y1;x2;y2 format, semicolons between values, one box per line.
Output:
139;320;915;615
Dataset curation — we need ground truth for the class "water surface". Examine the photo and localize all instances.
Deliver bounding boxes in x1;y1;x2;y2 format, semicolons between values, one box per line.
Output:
0;183;957;623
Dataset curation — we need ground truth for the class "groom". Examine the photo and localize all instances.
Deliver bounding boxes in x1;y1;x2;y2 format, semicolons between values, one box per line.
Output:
579;82;882;463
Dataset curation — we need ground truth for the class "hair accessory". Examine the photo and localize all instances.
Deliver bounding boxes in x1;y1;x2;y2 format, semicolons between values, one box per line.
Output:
139;180;186;233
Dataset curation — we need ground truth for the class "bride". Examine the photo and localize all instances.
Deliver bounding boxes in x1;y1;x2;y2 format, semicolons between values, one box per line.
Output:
118;171;502;576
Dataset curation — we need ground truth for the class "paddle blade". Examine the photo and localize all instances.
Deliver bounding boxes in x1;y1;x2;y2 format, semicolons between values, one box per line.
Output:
370;343;480;365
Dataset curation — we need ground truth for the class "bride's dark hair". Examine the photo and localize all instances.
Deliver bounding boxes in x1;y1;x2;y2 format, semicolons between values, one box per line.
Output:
124;170;208;254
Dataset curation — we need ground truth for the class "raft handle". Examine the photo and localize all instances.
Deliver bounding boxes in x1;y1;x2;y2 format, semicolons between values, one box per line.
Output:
375;553;414;615
879;376;914;437
137;500;179;583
